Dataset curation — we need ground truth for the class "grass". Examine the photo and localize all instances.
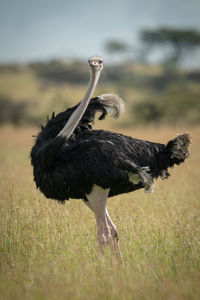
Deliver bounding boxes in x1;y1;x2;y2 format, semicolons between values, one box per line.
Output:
0;125;200;300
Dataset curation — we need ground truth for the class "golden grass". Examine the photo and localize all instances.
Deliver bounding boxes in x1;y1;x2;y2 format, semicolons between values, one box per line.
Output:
0;125;200;300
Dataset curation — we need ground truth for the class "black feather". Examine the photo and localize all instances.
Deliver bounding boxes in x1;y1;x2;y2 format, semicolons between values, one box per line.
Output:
30;97;191;203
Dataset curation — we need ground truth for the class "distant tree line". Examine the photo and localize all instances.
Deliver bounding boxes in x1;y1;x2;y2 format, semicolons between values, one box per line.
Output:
1;27;200;127
105;27;200;69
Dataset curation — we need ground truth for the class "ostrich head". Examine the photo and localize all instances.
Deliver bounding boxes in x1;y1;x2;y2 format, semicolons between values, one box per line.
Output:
88;56;103;72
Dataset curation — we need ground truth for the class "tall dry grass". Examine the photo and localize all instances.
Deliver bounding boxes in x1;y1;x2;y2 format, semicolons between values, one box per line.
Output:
0;125;200;300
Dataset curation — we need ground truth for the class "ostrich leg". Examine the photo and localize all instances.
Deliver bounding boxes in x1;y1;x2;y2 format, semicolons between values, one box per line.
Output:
84;185;122;259
105;209;123;259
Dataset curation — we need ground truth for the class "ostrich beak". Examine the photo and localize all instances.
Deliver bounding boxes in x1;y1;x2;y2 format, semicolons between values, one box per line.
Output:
88;56;103;71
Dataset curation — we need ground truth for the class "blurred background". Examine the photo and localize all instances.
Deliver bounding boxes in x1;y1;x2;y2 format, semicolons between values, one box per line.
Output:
1;2;200;299
0;0;200;128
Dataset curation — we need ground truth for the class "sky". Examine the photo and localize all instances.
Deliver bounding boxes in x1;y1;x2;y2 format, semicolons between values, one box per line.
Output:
0;0;200;63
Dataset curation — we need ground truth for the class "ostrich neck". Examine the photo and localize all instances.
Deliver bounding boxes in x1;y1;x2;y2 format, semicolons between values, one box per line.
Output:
58;68;101;140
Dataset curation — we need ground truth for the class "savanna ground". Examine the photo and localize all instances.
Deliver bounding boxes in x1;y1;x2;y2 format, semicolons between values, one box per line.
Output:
0;124;200;300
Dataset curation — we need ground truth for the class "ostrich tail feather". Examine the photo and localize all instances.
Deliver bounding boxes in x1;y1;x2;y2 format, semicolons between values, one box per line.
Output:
166;133;191;164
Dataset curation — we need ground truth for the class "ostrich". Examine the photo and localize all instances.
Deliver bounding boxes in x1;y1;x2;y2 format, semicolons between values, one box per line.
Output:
31;56;190;257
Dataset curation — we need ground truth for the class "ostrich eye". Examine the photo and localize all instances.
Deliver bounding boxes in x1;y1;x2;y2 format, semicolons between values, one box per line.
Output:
99;60;103;63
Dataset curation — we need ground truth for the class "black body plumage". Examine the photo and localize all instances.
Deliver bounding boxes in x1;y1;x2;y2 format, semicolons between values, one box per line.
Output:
31;96;191;203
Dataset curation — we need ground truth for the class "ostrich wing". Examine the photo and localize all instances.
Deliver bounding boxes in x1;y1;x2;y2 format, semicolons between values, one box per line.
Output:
59;130;159;195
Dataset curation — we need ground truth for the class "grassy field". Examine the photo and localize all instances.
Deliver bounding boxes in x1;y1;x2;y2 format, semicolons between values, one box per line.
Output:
0;125;200;300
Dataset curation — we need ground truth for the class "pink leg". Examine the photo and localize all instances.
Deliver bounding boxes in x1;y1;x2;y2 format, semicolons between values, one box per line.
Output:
84;185;122;260
105;209;123;259
85;185;110;253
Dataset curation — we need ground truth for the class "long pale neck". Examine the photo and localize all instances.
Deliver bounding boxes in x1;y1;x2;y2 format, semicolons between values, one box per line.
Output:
58;68;101;140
